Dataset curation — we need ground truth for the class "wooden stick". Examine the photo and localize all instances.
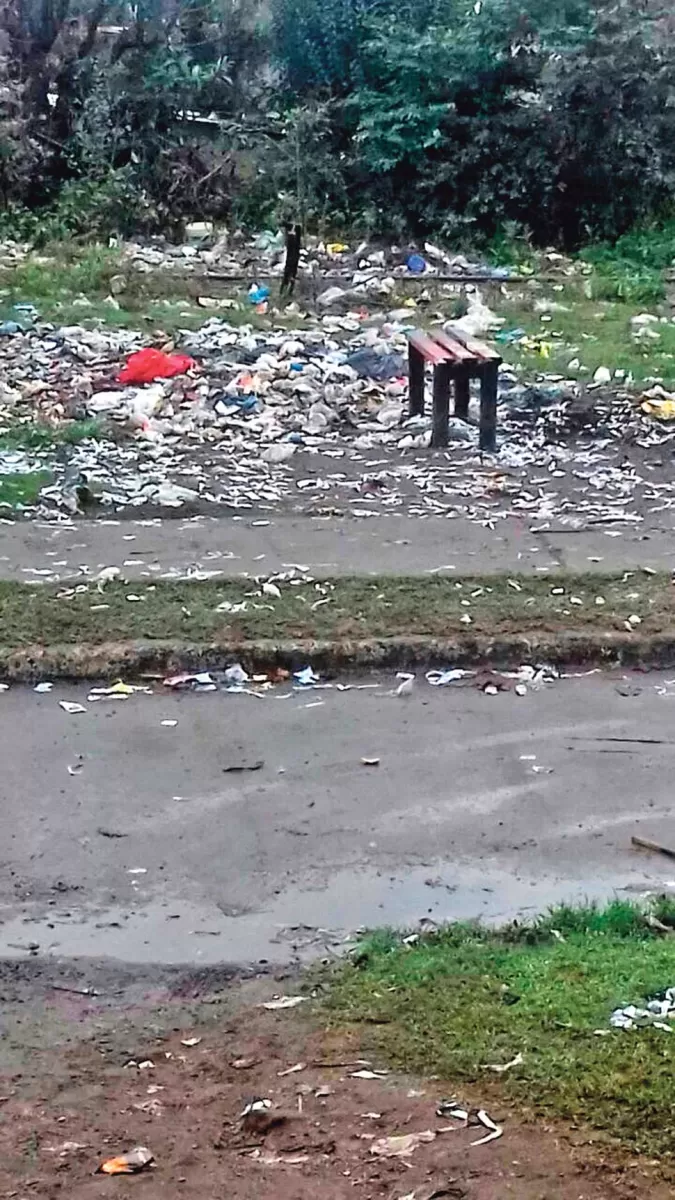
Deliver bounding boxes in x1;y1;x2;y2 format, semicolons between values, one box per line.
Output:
631;835;675;859
408;343;425;417
431;363;451;448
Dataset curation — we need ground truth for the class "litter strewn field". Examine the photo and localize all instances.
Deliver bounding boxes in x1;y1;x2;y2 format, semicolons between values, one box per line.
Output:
1;234;675;547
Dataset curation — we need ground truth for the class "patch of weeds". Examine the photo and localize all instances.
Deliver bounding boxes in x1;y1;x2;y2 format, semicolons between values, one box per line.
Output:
0;471;51;509
0;420;105;451
0;245;123;310
0;570;673;649
579;220;675;306
324;901;675;1158
585;260;664;306
495;284;675;387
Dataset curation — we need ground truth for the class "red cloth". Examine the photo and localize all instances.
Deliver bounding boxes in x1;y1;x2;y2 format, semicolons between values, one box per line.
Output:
117;348;196;385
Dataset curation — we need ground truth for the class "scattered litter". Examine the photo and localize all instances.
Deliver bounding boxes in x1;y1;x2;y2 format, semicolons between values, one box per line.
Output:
398;1186;465;1200
610;986;675;1031
350;1068;389;1080
223;759;264;772
180;1036;202;1047
249;1149;309;1167
294;666;320;687
118;348;195;385
163;671;217;691
426;669;471;686
161;719;178;727
396;672;415;697
34;682;53;693
370;1131;437;1158
361;757;380;766
59;700;87;714
224;662;249;686
437;1101;503;1146
260;995;306;1010
277;1062;306;1076
97;1146;154;1175
480;1052;524;1074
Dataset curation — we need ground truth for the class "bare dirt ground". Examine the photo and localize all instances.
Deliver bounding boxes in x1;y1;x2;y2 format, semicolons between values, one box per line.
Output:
0;964;669;1200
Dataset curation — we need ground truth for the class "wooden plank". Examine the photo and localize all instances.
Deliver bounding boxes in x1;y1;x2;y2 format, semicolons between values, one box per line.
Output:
445;324;501;362
479;362;498;452
632;835;675;860
454;371;470;421
407;329;452;366
408;343;425;417
431;363;451;448
432;329;476;364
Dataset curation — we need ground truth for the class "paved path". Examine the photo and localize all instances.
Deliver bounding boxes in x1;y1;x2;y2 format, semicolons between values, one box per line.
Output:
1;671;673;966
1;511;673;581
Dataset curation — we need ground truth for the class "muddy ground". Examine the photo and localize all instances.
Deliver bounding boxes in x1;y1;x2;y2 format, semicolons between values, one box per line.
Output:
0;961;669;1200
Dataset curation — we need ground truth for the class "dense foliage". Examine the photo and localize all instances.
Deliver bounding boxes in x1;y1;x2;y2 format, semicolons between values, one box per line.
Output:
1;0;674;246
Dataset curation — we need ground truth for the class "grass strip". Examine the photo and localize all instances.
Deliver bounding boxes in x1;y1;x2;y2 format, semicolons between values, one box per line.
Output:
0;571;672;650
323;901;675;1159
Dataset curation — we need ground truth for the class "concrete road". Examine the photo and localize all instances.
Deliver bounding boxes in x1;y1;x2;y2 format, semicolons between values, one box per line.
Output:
1;671;674;966
1;511;674;583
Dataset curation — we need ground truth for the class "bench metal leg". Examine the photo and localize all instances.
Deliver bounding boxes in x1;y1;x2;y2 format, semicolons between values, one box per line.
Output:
431;363;451;448
454;371;470;421
408;344;425;417
479;363;498;452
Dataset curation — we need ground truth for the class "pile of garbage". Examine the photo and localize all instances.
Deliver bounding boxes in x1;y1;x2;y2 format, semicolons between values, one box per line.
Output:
122;227;517;287
0;225;673;526
609;986;675;1033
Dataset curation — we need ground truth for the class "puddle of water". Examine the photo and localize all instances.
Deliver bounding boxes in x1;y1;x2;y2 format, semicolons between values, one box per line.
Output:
0;862;659;965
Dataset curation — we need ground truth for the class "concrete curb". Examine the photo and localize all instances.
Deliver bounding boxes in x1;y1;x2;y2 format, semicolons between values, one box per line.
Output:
2;630;675;680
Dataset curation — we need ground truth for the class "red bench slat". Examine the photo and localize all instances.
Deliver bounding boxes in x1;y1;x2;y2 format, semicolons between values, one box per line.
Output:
443;325;501;362
407;330;452;366
431;329;477;363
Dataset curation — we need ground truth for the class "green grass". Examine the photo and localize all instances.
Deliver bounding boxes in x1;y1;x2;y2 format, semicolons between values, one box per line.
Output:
323;900;675;1159
495;282;675;389
0;419;104;452
0;244;123;308
0;471;52;509
0;571;672;649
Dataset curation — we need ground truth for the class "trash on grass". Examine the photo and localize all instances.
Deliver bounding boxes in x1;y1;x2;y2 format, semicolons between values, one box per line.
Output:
480;1051;524;1074
610;985;675;1031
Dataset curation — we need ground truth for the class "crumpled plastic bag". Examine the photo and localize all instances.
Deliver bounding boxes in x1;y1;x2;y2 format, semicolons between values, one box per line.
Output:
97;1146;154;1175
117;348;196;385
641;385;675;420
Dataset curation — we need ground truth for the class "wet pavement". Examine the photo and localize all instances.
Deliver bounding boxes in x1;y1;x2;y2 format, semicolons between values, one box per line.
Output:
2;671;674;966
1;505;674;583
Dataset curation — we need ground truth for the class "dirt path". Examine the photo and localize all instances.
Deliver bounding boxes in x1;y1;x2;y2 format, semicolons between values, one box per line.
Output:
0;970;668;1200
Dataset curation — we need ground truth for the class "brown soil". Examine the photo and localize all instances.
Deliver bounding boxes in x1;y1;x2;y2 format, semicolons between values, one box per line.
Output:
0;994;669;1200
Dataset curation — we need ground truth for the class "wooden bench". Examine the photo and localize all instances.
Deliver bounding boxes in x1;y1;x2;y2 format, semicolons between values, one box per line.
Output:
407;328;502;451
